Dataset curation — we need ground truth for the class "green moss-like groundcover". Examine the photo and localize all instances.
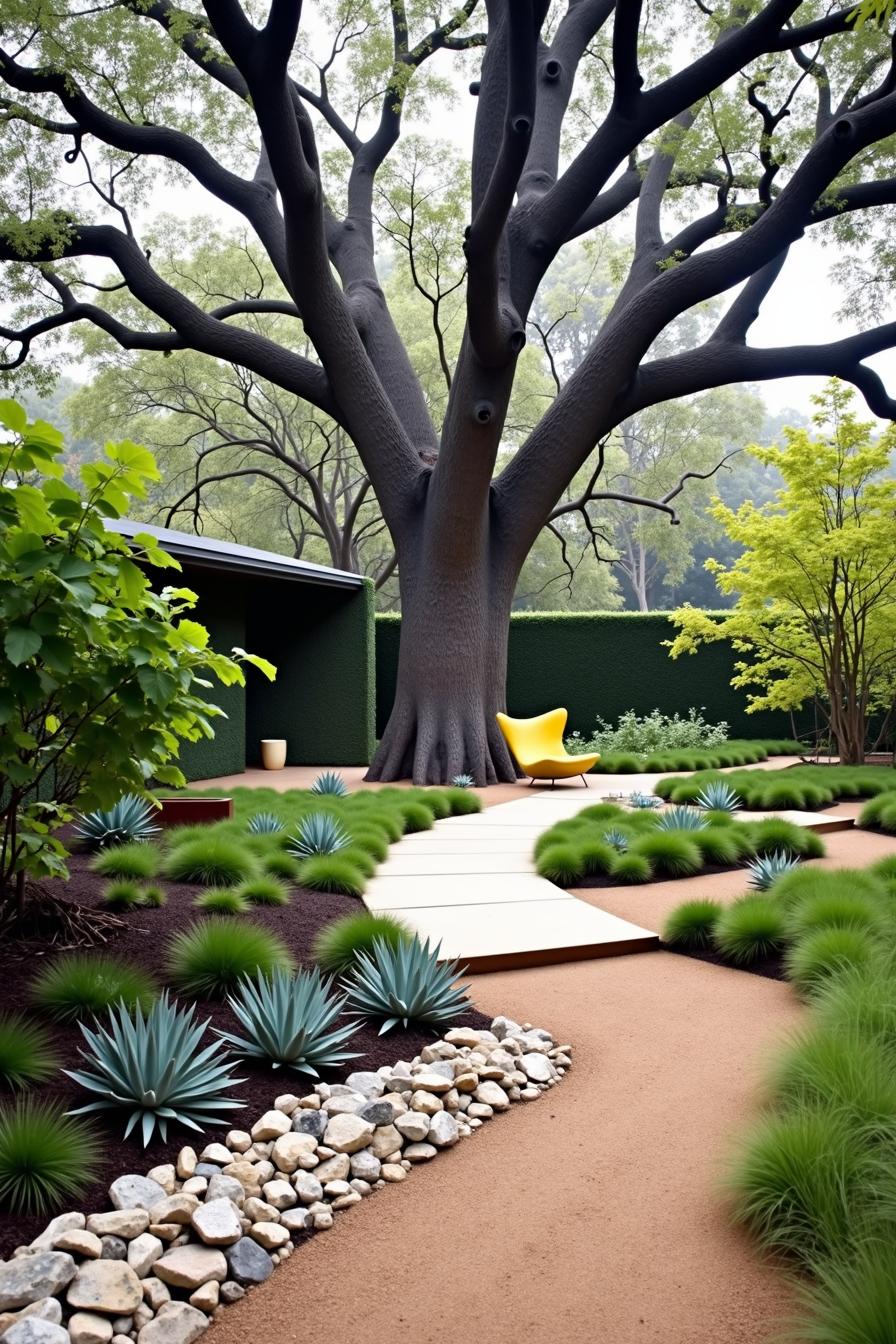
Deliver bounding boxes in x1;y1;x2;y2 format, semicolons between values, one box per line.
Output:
656;764;896;812
533;802;824;887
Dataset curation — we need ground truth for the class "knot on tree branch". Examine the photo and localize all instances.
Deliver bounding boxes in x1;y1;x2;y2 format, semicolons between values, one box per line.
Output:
833;116;854;139
473;400;495;423
543;58;561;82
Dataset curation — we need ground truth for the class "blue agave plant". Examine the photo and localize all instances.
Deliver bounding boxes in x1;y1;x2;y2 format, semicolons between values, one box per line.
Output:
310;771;348;797
656;806;708;832
603;828;629;852
627;792;662;809
65;993;244;1145
746;850;801;891
74;795;161;850
247;812;284;835
342;936;472;1033
216;968;361;1075
288;811;350;857
695;781;742;813
451;774;475;789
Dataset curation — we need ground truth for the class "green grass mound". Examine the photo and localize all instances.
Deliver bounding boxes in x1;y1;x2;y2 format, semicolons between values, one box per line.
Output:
164;834;258;887
629;831;703;878
0;1100;100;1215
233;875;291;907
166;917;294;996
101;879;146;910
658;764;896;809
442;787;482;815
394;800;435;833
812;964;896;1051
783;889;888;942
31;955;158;1022
262;850;302;880
91;842;159;880
0;1013;58;1089
313;911;414;974
609;852;653;883
748;818;826;859
690;827;744;866
725;1105;881;1267
347;827;391;862
194;889;250;914
298;854;369;897
714;896;786;964
578;839;616;877
785;926;880;998
536;844;584;885
770;1027;896;1138
860;793;896;834
796;1242;896;1344
141;885;167;908
662;899;723;948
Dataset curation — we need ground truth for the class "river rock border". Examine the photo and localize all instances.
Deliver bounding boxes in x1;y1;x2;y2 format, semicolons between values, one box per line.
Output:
0;1017;571;1344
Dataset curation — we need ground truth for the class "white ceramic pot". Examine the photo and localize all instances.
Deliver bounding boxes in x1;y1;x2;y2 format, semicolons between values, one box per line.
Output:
260;738;287;770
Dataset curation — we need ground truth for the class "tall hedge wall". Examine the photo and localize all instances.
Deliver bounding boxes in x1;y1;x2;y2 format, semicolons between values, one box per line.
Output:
375;611;802;740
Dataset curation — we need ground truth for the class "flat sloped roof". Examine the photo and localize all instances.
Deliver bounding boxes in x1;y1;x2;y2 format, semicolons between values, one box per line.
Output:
106;519;364;590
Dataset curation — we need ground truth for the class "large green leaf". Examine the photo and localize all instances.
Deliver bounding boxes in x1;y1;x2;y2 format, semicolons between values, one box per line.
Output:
5;626;42;666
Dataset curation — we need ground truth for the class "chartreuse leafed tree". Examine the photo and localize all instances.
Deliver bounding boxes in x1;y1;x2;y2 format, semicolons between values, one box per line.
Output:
667;381;896;764
3;1;896;781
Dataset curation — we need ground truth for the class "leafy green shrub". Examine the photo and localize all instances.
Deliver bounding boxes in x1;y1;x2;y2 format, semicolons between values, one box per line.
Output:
31;954;158;1021
0;1100;100;1214
166;917;294;995
67;994;245;1144
567;707;729;757
234;875;290;907
536;844;584;884
91;842;160;880
443;787;482;815
164;834;258;887
194;888;249;914
343;936;472;1031
770;1027;896;1138
0;1013;58;1089
726;1106;879;1266
75;795;161;850
101;879;145;910
630;831;703;877
312;912;414;974
714;896;786;963
311;771;348;796
609;852;653;883
289;812;350;858
216;968;360;1074
749;818;826;859
299;854;368;897
785;926;880;997
662;899;724;948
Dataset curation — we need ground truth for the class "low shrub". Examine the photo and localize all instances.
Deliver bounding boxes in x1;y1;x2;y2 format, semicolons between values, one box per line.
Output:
630;831;703;878
609;852;653;883
101;879;145;910
299;854;369;897
662;899;723;948
785;926;880;997
0;1013;58;1089
194;889;250;914
871;854;896;883
659;764;896;809
91;842;159;880
714;896;786;964
726;1105;879;1267
164;834;257;887
567;707;730;757
396;800;435;833
0;1100;100;1214
414;790;452;820
233;875;291;907
31;955;158;1022
313;911;414;974
166;917;294;995
747;818;826;859
813;964;896;1050
359;809;404;843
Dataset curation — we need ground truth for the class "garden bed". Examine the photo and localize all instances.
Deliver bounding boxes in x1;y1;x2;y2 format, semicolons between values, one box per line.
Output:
0;784;490;1258
656;764;896;810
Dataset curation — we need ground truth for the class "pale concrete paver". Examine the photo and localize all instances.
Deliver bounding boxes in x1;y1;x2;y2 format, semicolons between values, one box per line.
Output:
377;851;536;875
364;871;570;909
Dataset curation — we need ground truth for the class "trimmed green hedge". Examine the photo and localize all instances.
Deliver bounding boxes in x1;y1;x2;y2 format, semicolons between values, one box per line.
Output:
375;611;805;740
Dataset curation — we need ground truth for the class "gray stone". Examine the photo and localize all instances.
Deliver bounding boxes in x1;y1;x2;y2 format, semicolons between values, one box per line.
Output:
140;1281;169;1313
136;1302;209;1344
223;1240;273;1287
343;1072;385;1099
321;1113;374;1155
189;1200;241;1248
66;1263;143;1317
394;1112;430;1143
428;1111;460;1148
243;1198;279;1224
348;1151;381;1183
28;1214;86;1254
472;1081;510;1110
125;1236;163;1280
98;1241;127;1264
2;1322;70;1344
278;1209;312;1234
260;1181;295;1211
191;1166;220;1181
0;1255;77;1313
68;1312;113;1344
218;1284;244;1306
520;1052;553;1082
490;1016;521;1040
0;1300;63;1336
356;1100;394;1127
152;1248;226;1292
291;1110;327;1139
293;1172;323;1205
312;1154;350;1183
109;1177;167;1214
403;1142;437;1163
409;1070;452;1093
109;1321;132;1337
204;1174;244;1207
87;1212;149;1241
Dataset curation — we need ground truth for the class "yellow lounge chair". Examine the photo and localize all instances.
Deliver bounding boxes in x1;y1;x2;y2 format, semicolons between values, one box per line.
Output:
495;708;600;786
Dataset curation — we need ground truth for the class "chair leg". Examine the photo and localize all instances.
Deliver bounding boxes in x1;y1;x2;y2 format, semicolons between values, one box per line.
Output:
582;774;589;787
528;776;536;787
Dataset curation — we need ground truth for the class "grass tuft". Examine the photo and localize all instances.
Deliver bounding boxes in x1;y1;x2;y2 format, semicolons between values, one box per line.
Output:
663;899;724;949
164;834;257;887
630;830;703;877
166;917;294;996
233;875;291;907
714;895;787;964
298;853;368;897
91;842;159;880
194;888;250;914
0;1100;100;1215
31;955;158;1022
785;925;880;997
312;911;414;974
101;879;145;910
608;851;653;883
0;1014;58;1089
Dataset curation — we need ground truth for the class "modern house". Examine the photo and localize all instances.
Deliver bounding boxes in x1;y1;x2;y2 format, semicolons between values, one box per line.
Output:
108;520;375;780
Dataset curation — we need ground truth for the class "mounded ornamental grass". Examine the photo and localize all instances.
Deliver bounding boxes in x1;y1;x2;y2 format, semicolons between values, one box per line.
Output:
770;1027;896;1137
785;926;881;998
586;739;802;775
783;889;888;942
298;853;369;897
725;1105;881;1267
629;831;703;878
166;917;294;996
609;852;652;883
313;911;414;974
535;844;584;884
578;839;616;877
795;1243;896;1344
0;1100;100;1215
164;834;258;887
262;850;302;880
657;764;896;809
233;875;291;907
31;955;158;1022
859;792;896;835
442;786;482;815
141;884;167;908
813;962;896;1050
662;899;724;948
393;800;435;833
91;841;159;880
690;827;744;866
714;896;787;964
0;1013;58;1089
747;818;825;859
101;879;145;910
347;827;390;862
194;889;250;914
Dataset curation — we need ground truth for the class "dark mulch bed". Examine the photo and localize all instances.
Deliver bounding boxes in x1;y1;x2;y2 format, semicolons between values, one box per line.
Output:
0;848;492;1257
564;860;740;890
662;941;786;981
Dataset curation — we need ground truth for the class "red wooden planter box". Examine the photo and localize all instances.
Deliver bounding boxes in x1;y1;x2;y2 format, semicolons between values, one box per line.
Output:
157;797;233;828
